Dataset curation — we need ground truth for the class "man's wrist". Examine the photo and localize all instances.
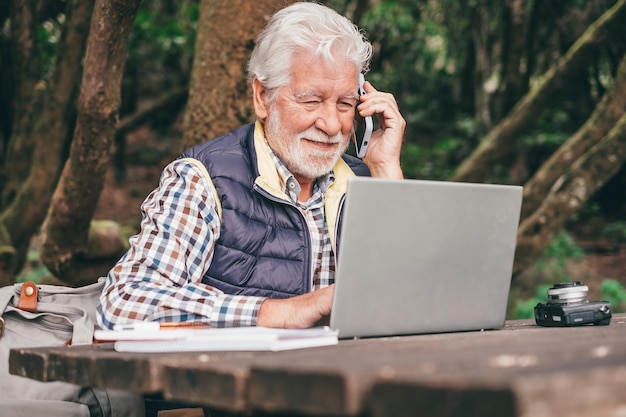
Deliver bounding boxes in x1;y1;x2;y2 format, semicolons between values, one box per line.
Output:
258;298;289;328
257;299;275;327
368;162;404;179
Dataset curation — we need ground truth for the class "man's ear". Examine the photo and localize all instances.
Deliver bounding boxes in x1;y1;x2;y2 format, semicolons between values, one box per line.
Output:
252;78;269;120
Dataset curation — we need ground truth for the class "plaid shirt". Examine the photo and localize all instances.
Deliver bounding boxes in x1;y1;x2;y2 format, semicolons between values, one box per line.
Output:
97;147;335;330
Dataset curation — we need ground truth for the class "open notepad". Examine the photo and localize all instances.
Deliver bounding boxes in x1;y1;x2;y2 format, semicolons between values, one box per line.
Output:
93;326;339;353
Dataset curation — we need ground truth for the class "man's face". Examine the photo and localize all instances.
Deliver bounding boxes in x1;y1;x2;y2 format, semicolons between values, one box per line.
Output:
262;50;359;180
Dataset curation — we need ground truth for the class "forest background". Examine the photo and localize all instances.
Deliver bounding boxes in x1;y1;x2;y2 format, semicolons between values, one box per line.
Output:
1;0;625;319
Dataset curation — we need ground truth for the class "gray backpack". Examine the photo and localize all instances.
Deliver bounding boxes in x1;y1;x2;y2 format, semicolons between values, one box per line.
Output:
0;278;144;417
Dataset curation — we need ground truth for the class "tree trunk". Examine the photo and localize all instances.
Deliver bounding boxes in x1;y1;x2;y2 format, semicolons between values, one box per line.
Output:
522;0;540;89
0;0;94;286
351;0;370;26
451;0;626;183
180;0;297;151
41;0;141;286
471;4;492;139
494;0;527;123
520;53;626;220
513;111;626;277
2;0;41;209
0;7;13;145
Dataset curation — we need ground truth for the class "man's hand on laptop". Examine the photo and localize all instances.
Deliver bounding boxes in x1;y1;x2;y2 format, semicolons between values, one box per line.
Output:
257;285;334;328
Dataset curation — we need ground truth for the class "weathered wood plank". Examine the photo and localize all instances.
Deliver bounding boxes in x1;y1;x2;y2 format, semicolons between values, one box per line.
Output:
8;347;50;382
11;343;173;393
8;315;626;417
245;317;626;416
367;358;626;417
160;351;274;412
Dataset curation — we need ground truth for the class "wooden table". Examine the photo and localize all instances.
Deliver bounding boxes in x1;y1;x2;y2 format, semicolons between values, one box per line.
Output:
9;314;626;417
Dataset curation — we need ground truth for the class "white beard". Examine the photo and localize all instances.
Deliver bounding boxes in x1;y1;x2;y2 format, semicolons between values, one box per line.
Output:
264;107;348;179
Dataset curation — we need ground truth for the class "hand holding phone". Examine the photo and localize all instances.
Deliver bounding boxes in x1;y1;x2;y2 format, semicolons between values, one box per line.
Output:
353;73;373;159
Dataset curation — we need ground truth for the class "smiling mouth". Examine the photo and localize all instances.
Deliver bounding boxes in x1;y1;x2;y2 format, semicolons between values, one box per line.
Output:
303;138;339;149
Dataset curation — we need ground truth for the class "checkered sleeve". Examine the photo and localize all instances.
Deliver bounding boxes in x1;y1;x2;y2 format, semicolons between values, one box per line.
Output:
96;159;266;329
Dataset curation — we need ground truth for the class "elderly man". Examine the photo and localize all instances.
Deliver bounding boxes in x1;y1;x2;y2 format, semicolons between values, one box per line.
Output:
97;1;405;331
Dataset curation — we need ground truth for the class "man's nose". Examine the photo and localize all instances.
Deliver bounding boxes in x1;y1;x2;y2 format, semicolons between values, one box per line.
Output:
315;103;343;137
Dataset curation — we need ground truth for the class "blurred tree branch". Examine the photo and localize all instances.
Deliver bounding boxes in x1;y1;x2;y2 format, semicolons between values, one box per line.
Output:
514;110;626;276
520;53;626;220
451;0;626;183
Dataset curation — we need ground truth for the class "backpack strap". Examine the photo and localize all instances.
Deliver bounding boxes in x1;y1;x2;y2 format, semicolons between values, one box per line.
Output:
17;282;38;312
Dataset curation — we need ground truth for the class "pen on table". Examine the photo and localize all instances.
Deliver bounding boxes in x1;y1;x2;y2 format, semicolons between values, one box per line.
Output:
113;321;210;332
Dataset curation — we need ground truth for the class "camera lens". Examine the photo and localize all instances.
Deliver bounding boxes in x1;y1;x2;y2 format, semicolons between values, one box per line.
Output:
552;281;583;289
547;281;588;304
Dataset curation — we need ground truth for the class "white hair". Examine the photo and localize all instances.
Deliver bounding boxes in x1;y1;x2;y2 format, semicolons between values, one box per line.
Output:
247;2;372;95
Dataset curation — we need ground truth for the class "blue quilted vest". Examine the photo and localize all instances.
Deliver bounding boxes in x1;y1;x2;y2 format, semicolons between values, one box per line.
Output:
180;123;369;298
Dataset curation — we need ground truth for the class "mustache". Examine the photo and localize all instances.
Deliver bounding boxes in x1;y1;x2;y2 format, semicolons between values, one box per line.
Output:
299;128;344;144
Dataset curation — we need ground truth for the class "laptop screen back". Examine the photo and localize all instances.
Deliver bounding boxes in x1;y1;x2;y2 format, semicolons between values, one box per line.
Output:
330;177;523;339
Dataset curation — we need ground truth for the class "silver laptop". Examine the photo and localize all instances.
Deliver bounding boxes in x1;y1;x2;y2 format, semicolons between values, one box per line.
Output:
330;177;523;339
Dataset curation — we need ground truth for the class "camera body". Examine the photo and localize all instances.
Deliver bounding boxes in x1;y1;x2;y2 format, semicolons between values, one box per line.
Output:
534;300;612;326
534;282;611;327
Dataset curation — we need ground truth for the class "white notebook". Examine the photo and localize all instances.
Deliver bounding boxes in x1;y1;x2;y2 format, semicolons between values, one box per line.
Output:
94;326;338;352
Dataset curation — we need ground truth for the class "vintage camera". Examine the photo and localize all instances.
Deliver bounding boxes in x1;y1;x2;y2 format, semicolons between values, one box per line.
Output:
534;281;611;327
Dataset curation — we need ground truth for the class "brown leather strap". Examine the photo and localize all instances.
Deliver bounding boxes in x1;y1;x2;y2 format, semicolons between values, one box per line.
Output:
18;281;38;312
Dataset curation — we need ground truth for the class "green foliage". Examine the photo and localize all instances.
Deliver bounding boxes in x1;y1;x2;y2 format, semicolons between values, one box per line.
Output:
511;231;585;319
523;131;568;148
357;1;484;180
601;221;626;243
570;200;603;224
601;279;626;312
513;283;552;320
16;249;53;284
352;0;621;187
16;265;52;284
360;1;460;136
538;231;585;269
38;14;64;78
401;136;465;180
125;0;199;100
511;229;626;319
131;3;198;58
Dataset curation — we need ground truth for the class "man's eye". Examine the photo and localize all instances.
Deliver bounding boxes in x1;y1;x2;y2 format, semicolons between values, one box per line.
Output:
299;99;321;106
339;101;356;110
